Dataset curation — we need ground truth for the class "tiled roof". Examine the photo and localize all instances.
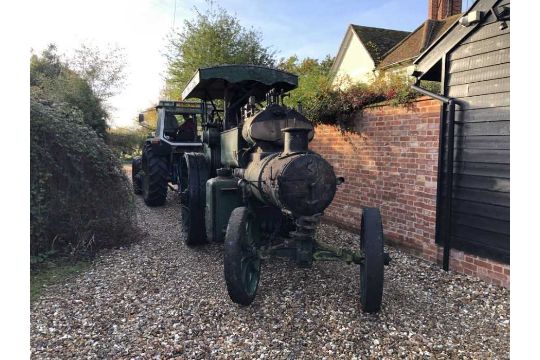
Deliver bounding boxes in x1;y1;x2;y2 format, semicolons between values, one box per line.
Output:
377;13;462;69
350;25;411;64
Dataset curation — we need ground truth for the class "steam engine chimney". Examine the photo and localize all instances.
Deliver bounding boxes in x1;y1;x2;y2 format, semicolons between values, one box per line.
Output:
428;0;462;20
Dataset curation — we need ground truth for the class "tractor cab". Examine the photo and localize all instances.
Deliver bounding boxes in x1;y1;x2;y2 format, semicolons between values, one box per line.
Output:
153;100;206;147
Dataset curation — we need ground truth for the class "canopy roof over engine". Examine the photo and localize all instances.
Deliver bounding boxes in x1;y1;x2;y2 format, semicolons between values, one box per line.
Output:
181;65;298;101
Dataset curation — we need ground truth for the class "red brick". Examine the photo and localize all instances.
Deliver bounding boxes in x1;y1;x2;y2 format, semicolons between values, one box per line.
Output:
473;258;493;270
311;97;508;288
461;261;477;272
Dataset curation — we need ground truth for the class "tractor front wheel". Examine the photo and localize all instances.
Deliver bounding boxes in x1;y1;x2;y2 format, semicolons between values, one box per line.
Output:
359;207;384;313
131;156;143;195
224;207;261;306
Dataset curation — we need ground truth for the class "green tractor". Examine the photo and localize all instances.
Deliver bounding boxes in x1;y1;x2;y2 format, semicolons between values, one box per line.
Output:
132;100;207;206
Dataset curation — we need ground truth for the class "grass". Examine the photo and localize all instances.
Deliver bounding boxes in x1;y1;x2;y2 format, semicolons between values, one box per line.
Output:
31;259;92;302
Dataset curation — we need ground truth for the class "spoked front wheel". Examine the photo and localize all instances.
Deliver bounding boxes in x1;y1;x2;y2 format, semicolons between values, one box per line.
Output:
359;207;384;313
224;207;261;306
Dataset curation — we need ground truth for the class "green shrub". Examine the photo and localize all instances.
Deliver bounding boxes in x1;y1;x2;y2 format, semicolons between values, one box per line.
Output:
298;82;385;130
30;92;137;261
283;62;441;128
106;127;148;162
31;45;109;137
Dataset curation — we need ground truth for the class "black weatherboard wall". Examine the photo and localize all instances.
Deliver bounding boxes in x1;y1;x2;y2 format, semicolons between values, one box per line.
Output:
416;0;510;264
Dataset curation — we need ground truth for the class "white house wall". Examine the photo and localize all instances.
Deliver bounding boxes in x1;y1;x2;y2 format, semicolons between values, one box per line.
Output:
332;31;376;89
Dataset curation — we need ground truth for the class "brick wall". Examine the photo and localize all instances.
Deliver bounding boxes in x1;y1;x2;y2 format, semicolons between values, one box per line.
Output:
310;97;509;288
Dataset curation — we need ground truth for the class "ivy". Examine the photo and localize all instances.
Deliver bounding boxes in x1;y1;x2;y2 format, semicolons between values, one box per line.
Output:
287;66;441;130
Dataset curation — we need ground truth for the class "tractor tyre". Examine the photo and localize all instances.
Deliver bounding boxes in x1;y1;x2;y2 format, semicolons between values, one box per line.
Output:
180;153;208;246
131;156;143;195
142;144;168;206
224;207;261;306
359;207;384;313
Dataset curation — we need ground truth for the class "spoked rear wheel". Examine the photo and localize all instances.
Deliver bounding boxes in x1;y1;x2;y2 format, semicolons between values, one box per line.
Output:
224;207;261;306
359;207;384;313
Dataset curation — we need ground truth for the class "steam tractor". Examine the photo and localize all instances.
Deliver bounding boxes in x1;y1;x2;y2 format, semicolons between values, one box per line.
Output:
181;65;387;313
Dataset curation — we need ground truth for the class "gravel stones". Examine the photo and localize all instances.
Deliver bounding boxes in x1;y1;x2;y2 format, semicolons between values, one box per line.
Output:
31;193;509;359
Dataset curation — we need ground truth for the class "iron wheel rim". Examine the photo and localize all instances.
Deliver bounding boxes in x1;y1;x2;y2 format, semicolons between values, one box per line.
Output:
360;213;368;304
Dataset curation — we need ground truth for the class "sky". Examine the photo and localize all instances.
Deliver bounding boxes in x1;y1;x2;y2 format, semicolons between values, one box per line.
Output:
29;0;468;128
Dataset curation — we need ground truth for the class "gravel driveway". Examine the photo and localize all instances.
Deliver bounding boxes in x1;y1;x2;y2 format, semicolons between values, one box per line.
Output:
31;191;510;359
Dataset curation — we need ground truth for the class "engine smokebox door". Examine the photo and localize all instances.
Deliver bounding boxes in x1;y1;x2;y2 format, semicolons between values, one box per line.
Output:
277;154;337;216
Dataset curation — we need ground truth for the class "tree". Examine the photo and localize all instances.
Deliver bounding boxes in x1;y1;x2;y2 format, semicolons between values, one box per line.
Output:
163;2;276;98
137;106;158;130
277;55;334;109
68;43;127;101
31;44;108;135
30;44;63;85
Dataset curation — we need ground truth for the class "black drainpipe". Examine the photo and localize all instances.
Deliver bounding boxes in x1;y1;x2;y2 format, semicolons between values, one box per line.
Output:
411;84;457;271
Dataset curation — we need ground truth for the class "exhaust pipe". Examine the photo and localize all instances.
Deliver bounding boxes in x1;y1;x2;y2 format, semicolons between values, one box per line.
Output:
282;127;309;155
